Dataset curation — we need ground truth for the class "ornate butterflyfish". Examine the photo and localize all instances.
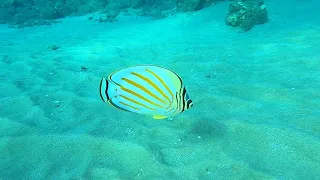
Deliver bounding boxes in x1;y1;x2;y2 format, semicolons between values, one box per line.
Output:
99;65;193;119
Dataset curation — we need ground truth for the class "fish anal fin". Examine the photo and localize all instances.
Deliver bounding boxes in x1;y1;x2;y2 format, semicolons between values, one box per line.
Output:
152;115;167;120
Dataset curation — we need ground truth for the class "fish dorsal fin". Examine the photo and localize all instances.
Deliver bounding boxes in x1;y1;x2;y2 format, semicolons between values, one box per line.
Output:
152;115;167;120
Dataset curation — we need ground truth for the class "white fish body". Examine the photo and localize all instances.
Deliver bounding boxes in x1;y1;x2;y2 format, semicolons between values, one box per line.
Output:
99;65;193;119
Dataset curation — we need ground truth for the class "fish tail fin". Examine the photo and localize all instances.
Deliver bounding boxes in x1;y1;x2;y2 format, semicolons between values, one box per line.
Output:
100;77;120;102
99;77;111;102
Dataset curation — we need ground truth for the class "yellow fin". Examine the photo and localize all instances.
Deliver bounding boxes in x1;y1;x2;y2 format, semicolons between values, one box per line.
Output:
152;115;167;120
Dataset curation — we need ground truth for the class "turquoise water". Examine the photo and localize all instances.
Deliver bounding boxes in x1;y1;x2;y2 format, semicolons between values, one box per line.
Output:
1;0;319;179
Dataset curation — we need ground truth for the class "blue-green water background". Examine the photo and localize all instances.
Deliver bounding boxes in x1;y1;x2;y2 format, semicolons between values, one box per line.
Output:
0;0;319;179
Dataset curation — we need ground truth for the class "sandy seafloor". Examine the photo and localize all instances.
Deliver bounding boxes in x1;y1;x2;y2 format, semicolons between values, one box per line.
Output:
0;0;319;179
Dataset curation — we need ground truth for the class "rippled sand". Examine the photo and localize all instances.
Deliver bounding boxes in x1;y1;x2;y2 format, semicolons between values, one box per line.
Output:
1;0;319;179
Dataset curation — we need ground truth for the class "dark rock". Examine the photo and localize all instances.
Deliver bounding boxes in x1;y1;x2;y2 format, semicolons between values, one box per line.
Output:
48;45;60;51
225;0;268;32
81;66;88;71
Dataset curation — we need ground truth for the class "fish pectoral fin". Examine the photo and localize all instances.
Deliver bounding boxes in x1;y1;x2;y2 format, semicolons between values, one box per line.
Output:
152;115;167;120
